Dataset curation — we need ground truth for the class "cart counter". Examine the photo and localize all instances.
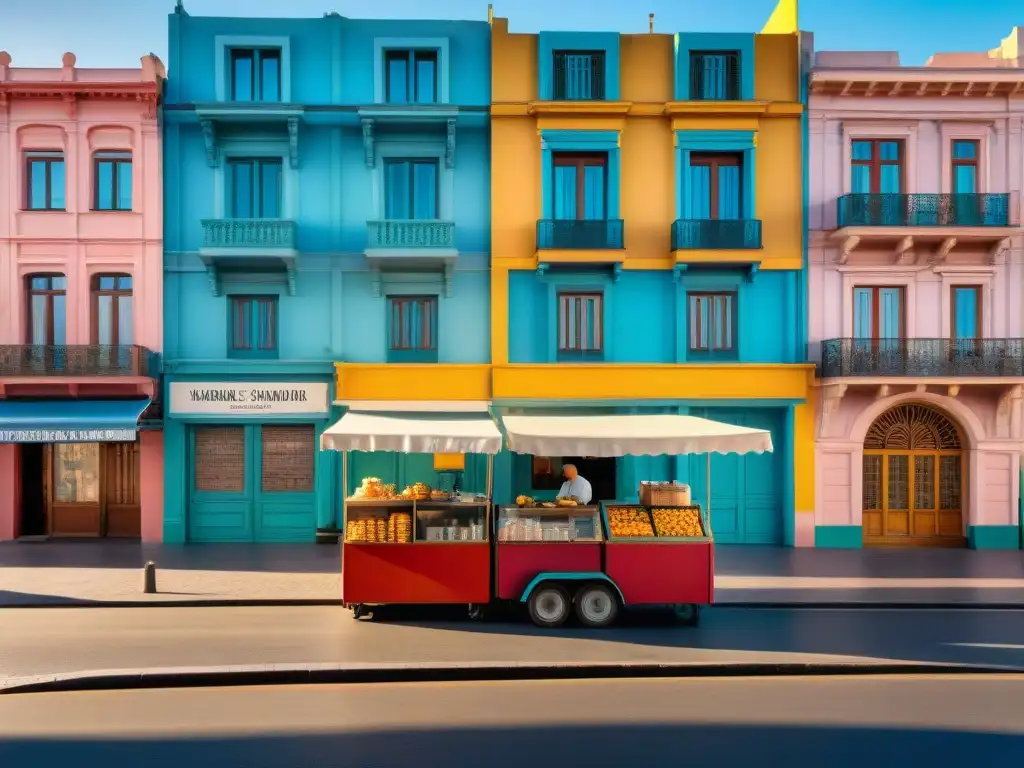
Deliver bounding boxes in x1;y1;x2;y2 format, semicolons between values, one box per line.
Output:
342;499;491;605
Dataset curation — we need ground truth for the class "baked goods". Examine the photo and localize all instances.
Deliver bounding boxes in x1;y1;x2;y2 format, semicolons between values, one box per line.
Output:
515;495;535;508
347;511;413;543
349;477;398;500
651;507;704;538
606;506;655;538
400;482;431;500
555;496;579;507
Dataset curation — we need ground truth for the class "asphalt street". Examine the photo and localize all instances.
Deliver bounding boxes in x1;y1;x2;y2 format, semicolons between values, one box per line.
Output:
2;676;1024;767
3;605;1024;679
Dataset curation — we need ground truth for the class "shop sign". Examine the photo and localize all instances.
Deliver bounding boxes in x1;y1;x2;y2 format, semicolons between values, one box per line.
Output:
0;429;137;443
169;382;330;416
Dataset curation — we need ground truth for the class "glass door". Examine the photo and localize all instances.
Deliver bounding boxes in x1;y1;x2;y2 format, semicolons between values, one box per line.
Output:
49;443;103;537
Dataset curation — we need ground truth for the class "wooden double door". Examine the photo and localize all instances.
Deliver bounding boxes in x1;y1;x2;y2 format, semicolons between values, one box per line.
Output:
862;404;965;547
44;442;140;538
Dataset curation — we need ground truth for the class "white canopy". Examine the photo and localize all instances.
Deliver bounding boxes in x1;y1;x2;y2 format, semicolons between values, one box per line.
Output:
320;412;503;455
501;413;773;458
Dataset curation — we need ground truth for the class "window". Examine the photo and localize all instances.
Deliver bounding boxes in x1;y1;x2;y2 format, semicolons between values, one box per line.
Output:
261;425;315;493
230;48;281;101
25;151;66;211
688;293;735;353
228;158;282;218
531;456;564;491
951;286;981;340
387;296;438;362
853;287;904;339
385;49;438;103
92;275;133;345
851;140;903;194
194;427;246;493
690;51;740;100
229;296;278;359
553;51;605;100
93;151;132;211
690;154;742;219
553;154;607;220
951;140;979;194
53;444;101;503
384;159;439;219
26;274;67;345
557;292;603;356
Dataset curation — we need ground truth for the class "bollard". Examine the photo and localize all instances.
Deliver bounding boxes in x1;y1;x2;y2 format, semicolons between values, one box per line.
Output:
143;561;157;594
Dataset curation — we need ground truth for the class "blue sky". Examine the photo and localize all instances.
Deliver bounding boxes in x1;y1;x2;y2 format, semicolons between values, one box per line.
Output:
0;0;1021;67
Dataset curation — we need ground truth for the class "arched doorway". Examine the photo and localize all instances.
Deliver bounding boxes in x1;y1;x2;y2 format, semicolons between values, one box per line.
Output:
862;403;965;547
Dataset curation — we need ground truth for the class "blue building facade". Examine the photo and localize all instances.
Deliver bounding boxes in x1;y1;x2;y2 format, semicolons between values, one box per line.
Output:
162;8;491;542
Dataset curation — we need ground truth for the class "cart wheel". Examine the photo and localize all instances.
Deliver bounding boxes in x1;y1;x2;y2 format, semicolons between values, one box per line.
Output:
351;604;365;619
673;604;700;627
575;583;619;628
528;584;571;628
468;603;488;621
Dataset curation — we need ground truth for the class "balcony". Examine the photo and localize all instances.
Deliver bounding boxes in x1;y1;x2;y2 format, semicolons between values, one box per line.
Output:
672;219;762;250
837;194;1011;228
0;345;153;377
199;218;299;296
536;219;624;250
832;194;1018;263
364;220;459;282
820;338;1024;379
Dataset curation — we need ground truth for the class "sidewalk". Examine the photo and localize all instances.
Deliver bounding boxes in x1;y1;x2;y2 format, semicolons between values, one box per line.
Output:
1;541;1023;607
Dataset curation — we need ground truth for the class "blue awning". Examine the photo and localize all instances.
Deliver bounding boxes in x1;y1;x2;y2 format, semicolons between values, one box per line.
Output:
0;399;151;443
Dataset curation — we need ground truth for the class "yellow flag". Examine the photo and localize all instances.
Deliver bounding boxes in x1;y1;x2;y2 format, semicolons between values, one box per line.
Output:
760;0;799;34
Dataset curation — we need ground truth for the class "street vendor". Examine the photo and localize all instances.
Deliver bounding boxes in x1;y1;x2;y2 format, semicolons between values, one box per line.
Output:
558;463;593;505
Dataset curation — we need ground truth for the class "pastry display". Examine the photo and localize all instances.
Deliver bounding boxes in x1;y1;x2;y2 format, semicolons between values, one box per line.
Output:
400;482;432;500
348;477;399;501
555;496;579;507
346;511;413;543
651;507;705;538
515;495;535;508
606;506;655;538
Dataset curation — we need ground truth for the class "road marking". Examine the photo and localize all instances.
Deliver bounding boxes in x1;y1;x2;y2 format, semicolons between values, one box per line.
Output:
948;643;1024;651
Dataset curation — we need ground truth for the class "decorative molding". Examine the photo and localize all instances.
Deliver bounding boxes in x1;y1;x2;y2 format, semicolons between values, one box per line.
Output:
931;237;957;265
536;263;549;277
361;118;374;168
671;263;688;282
819;382;848;438
284;255;298;296
837;235;860;264
369;268;382;298
894;235;914;264
612;263;623;283
445;118;456;169
947;384;960;398
443;263;454;298
287;117;299;169
200;118;217;167
206;264;221;296
996;384;1023;439
988;237;1010;265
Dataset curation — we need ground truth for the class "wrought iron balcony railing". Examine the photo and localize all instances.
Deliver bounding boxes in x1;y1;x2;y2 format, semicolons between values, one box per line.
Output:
836;194;1011;228
366;220;455;249
672;219;762;250
537;219;625;250
0;345;153;377
820;338;1024;378
201;218;297;249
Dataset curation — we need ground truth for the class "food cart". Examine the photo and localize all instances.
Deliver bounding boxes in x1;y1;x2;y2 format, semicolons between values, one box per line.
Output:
500;413;773;628
320;411;502;619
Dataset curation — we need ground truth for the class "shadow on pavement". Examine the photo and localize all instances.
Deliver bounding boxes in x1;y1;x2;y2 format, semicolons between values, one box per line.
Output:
0;591;106;607
0;723;1021;767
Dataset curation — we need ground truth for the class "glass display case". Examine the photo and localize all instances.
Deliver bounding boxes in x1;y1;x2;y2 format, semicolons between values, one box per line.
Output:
602;504;708;540
496;506;603;543
344;500;488;543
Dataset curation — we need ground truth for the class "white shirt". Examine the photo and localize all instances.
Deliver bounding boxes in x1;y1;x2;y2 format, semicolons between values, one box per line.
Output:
558;476;593;505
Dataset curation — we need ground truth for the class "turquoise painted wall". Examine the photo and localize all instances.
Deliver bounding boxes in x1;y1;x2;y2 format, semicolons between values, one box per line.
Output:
507;269;799;364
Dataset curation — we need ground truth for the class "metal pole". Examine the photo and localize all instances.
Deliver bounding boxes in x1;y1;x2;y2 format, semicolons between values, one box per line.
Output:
705;452;712;531
341;449;349;528
485;453;494;500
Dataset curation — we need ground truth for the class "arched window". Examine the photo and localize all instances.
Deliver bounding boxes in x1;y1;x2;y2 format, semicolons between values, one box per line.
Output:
92;274;133;345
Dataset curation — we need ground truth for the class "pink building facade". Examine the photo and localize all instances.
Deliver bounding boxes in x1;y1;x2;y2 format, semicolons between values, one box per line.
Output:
0;52;165;541
808;29;1024;550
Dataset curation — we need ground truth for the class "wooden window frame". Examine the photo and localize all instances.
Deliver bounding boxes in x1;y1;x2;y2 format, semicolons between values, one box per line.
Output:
689;51;741;101
92;151;133;211
851;139;905;194
687;291;737;353
384;49;439;103
24;151;66;211
387;295;438;362
552;50;606;100
950;285;982;341
91;274;133;345
25;273;67;346
951;139;979;194
689;153;742;219
552;153;608;220
228;295;279;359
229;47;282;102
854;285;906;340
383;158;440;220
557;291;604;354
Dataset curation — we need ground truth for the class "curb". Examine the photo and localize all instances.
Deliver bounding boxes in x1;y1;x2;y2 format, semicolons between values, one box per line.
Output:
3;660;1021;695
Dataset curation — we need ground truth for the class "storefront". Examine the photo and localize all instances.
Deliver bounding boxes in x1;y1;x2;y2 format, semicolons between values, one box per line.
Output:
162;379;335;543
0;399;152;539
